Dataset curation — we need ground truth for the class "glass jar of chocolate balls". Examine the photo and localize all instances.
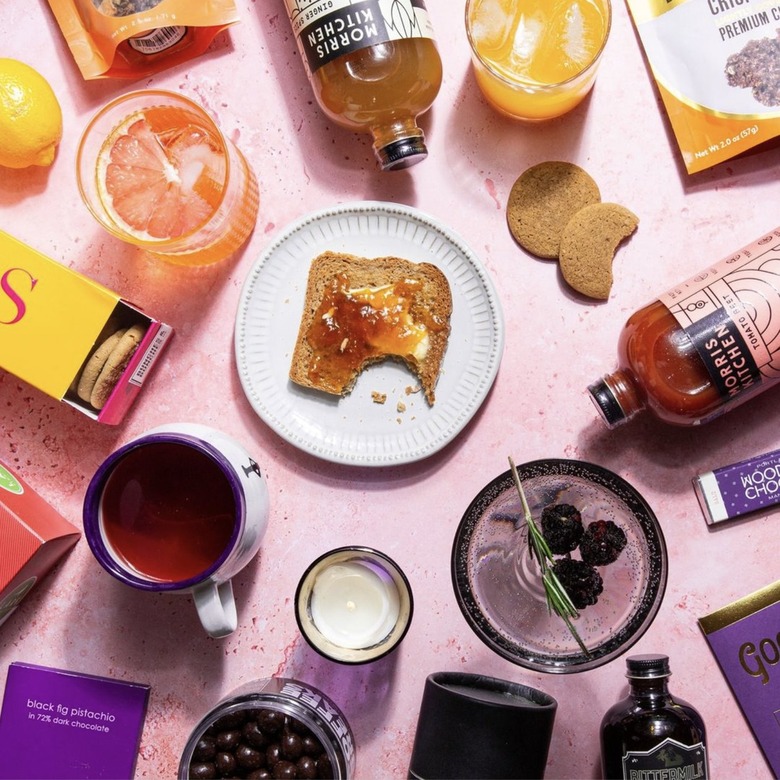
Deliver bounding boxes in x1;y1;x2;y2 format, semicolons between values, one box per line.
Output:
178;678;355;779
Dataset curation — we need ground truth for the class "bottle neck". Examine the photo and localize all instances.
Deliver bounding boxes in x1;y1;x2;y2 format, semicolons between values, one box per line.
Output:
588;369;645;428
369;118;428;171
628;675;672;704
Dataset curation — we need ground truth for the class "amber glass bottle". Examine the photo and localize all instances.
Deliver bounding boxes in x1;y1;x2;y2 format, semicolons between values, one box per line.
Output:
600;655;709;780
283;0;443;170
589;228;780;427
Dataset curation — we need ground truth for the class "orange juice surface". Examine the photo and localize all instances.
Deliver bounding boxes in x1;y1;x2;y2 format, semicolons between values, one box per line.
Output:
467;0;611;120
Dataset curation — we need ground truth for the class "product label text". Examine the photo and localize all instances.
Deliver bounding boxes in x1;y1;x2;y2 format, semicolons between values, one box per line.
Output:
283;0;433;73
739;631;780;684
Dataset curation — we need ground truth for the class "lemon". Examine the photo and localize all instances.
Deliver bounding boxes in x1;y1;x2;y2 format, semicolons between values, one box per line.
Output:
0;58;63;169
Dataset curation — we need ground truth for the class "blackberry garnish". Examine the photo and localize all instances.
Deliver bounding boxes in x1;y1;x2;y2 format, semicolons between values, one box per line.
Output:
541;503;584;554
552;558;603;610
579;519;627;566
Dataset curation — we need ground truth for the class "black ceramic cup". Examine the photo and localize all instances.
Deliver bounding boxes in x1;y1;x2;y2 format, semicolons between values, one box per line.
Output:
408;671;557;779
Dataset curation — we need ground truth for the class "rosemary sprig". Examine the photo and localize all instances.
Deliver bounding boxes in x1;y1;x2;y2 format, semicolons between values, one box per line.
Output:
509;457;590;657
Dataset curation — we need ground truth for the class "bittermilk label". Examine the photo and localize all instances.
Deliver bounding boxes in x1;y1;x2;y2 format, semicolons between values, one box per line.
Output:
622;737;708;779
283;0;435;72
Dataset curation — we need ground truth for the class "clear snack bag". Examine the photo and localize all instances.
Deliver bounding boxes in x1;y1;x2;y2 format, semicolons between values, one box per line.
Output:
626;0;780;174
46;0;240;79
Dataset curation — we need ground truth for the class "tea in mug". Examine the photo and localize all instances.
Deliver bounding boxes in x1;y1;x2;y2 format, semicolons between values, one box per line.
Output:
100;442;237;583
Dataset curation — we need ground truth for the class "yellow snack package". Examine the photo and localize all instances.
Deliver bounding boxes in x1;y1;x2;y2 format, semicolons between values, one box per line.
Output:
626;0;780;174
46;0;240;80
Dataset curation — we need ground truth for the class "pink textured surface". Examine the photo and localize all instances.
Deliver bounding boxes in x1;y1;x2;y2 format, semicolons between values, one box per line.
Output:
1;2;779;778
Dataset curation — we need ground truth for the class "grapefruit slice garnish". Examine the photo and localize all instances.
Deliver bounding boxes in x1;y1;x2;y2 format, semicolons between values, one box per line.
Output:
97;110;227;241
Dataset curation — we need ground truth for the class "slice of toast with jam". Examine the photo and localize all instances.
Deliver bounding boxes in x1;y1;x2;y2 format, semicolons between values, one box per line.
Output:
289;251;452;405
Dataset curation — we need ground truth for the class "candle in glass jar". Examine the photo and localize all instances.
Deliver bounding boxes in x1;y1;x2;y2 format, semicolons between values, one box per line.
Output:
310;560;401;649
295;547;414;664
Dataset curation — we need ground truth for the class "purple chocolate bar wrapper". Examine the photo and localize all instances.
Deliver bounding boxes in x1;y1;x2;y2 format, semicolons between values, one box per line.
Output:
699;581;780;777
0;662;149;780
694;448;780;524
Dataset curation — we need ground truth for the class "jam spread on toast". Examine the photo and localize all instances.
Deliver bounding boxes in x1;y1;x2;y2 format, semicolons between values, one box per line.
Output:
305;273;445;393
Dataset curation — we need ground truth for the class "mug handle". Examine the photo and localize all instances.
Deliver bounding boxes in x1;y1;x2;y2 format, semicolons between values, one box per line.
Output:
193;580;238;638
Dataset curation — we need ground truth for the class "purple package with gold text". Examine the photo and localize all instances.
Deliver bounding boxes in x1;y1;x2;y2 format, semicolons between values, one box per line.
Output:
699;581;780;777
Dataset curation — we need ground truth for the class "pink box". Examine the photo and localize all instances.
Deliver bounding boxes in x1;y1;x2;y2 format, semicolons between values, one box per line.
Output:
0;460;80;628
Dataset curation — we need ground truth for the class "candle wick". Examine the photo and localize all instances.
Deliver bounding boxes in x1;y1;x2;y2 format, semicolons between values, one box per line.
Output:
346;600;356;612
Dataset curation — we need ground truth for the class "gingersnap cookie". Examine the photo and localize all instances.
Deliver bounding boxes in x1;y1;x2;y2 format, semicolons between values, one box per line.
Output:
507;161;601;259
558;203;639;300
90;323;147;410
75;328;128;403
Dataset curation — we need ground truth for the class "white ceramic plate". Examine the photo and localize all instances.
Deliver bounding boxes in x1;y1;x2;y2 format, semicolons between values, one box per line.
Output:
234;201;504;466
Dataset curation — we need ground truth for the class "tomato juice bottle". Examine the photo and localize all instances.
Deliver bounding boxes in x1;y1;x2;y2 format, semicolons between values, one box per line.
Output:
283;0;443;170
588;228;780;427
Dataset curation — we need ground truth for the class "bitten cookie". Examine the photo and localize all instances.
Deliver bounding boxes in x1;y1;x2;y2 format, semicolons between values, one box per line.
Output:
507;161;601;259
558;203;639;300
90;323;147;409
76;328;127;403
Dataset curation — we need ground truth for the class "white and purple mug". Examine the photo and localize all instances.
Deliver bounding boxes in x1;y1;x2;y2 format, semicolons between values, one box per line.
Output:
83;423;269;638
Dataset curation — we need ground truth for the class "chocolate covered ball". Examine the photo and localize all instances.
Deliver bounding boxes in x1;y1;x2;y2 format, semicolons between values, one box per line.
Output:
216;729;241;752
257;709;285;734
266;742;282;768
189;762;217;780
272;760;298;779
301;735;323;757
236;743;265;771
281;732;304;761
193;736;217;761
244;719;269;749
214;751;237;776
297;755;318;779
317;752;333;779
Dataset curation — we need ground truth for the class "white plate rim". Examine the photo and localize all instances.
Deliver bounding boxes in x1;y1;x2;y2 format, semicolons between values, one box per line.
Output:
234;200;505;466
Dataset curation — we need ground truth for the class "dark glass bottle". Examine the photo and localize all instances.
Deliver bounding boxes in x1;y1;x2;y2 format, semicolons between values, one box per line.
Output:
600;654;709;780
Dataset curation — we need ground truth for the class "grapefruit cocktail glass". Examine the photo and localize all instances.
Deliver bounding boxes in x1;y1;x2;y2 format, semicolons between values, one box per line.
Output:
466;0;612;121
77;90;258;266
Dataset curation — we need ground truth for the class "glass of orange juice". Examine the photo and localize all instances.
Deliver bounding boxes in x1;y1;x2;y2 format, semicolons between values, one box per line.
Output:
465;0;612;121
77;90;259;266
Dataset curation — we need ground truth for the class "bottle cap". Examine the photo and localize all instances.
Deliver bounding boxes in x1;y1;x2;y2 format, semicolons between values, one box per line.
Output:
588;378;627;428
376;137;428;171
408;672;557;779
625;654;671;678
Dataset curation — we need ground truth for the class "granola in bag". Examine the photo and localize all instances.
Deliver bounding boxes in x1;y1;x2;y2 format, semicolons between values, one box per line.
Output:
626;0;780;174
47;0;240;79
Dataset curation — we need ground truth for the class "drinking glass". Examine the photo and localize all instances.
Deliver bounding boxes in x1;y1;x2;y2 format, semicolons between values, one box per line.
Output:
466;0;612;121
77;90;259;266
